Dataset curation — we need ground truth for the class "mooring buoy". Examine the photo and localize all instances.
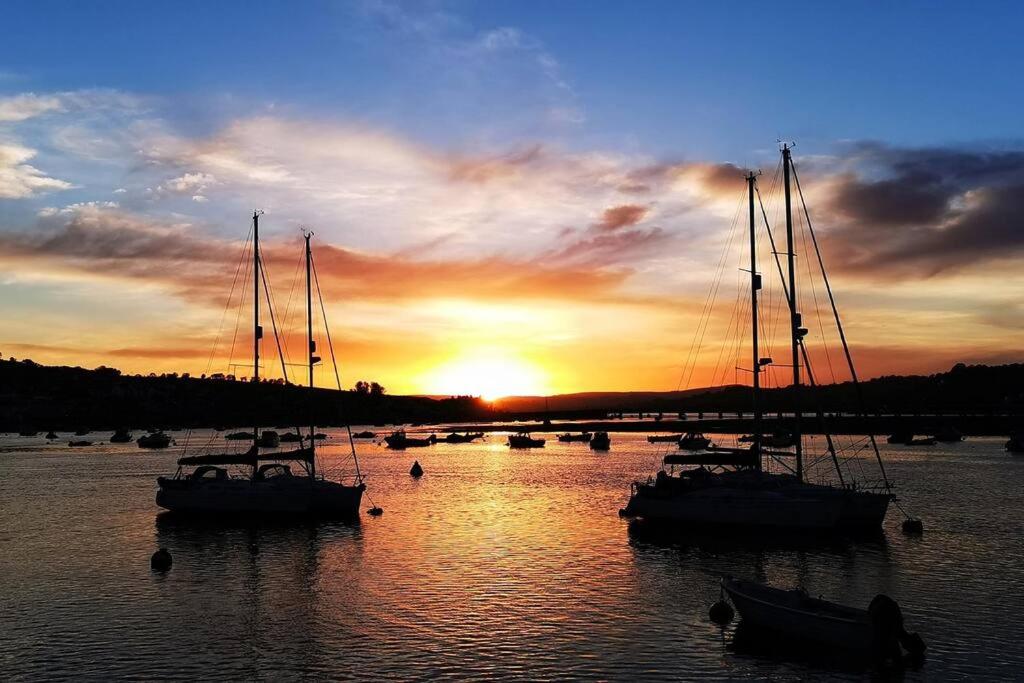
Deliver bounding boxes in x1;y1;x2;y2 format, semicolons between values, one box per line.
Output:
150;548;172;571
709;599;734;625
902;518;924;534
368;506;384;516
410;460;423;477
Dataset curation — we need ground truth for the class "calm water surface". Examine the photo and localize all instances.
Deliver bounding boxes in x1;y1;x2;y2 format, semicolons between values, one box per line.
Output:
1;429;1022;680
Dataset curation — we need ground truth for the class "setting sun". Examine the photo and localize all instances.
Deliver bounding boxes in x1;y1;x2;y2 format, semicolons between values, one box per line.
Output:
422;352;548;401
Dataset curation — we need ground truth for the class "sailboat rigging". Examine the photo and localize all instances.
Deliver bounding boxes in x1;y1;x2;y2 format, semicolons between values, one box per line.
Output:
621;145;893;533
156;213;366;516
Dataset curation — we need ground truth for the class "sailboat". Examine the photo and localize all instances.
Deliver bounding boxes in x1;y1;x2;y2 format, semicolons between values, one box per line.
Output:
156;216;365;517
622;147;892;533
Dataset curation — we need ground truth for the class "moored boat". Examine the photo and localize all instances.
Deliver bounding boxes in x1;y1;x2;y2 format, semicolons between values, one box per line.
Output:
678;432;712;450
933;425;964;442
156;222;366;517
225;431;254;440
257;430;281;448
648;434;682;443
508;432;545;448
352;430;376;439
444;431;484;443
110;429;132;443
138;431;172;449
622;150;894;534
722;576;925;661
558;432;592;442
384;430;436;448
68;440;92;447
590;431;611;450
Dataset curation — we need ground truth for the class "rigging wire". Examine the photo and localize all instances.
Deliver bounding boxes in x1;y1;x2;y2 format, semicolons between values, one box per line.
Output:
310;250;363;484
205;225;253;378
258;253;290;384
790;159;892;492
226;230;256;378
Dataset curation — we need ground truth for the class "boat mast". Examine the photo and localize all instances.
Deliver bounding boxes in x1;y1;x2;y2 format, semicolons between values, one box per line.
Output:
253;210;262;456
782;145;803;481
305;231;317;479
747;171;762;472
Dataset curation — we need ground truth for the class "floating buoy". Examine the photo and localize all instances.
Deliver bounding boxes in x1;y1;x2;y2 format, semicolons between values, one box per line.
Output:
902;518;924;535
368;506;384;516
410;460;423;477
709;599;734;625
150;548;172;572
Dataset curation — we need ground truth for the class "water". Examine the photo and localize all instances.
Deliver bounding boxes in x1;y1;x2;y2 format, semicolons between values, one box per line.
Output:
1;430;1022;680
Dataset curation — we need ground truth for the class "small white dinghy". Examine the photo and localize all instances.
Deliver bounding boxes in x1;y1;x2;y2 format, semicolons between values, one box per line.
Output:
721;576;925;662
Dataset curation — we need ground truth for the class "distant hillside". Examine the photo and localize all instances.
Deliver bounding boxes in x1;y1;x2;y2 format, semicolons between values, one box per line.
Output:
0;357;491;431
1;356;1021;432
492;387;731;413
492;362;1024;416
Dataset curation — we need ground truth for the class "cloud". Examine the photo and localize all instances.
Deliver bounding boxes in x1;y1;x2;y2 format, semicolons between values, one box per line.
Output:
0;143;74;198
0;89;146;122
38;201;119;217
810;143;1024;276
148;171;217;200
0;93;64;122
594;204;648;231
0;204;638;306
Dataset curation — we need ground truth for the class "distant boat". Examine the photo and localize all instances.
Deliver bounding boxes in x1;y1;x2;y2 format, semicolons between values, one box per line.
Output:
110;429;132;443
280;432;303;443
648;434;682;443
313;432;328;440
74;429;90;436
257;431;280;448
444;432;484;443
740;431;795;448
558;432;592;442
590;431;611;451
138;432;172;449
352;430;376;439
18;430;38;437
888;436;937;446
933;426;964;443
508;432;545;448
385;430;435;449
225;431;254;440
68;440;92;447
45;431;58;440
678;432;712;450
722;576;925;660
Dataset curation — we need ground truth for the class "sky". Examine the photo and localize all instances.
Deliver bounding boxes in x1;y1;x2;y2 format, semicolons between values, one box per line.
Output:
1;1;1023;397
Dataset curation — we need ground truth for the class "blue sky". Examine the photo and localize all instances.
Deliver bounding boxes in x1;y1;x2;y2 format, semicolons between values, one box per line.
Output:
1;1;1023;393
7;1;1023;160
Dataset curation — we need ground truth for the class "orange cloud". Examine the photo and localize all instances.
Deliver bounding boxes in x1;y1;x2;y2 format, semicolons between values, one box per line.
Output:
594;204;648;231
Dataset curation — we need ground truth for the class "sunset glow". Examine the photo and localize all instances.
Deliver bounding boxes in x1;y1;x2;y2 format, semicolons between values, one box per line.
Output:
420;352;549;401
1;3;1022;394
